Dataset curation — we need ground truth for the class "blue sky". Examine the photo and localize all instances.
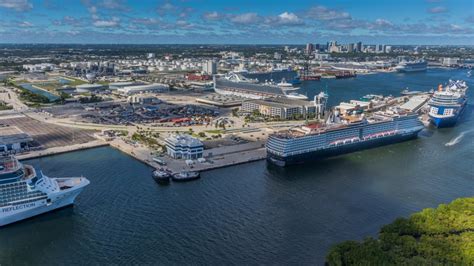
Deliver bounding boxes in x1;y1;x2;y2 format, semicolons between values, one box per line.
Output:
0;0;473;44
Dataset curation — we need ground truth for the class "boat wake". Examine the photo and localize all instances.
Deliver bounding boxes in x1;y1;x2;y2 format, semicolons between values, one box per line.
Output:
445;129;474;146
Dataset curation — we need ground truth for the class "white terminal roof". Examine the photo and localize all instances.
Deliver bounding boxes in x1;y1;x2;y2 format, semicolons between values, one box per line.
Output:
166;134;203;147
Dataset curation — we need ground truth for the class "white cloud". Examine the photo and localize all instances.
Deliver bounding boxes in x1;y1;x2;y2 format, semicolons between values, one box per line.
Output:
18;21;33;27
203;11;222;21
0;0;32;11
93;18;120;27
428;6;448;14
230;13;260;24
272;12;303;26
306;6;351;21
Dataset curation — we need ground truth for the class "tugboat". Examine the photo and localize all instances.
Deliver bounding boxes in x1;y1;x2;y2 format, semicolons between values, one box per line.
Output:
172;171;200;182
152;168;171;184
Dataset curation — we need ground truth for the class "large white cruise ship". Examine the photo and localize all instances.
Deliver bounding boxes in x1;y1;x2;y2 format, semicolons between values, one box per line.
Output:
0;155;89;227
395;59;428;72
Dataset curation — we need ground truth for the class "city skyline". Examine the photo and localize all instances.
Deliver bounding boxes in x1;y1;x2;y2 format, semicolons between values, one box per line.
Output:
0;0;473;45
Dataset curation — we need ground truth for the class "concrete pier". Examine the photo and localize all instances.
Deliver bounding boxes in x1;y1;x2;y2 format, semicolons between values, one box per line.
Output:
109;137;266;173
17;140;109;160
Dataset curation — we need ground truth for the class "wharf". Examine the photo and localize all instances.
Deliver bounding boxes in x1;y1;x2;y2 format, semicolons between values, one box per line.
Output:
17;139;109;160
109;137;266;173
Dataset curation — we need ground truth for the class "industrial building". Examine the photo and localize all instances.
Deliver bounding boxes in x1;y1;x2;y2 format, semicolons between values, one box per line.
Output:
0;126;33;153
127;94;160;105
241;98;318;119
117;83;169;95
165;134;204;160
76;83;107;93
108;81;146;90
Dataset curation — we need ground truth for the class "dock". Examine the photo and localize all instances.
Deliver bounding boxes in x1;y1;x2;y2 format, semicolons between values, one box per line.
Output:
17;140;109;160
109;137;266;173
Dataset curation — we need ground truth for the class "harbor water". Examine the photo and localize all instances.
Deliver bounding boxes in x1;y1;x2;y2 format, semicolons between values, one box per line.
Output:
1;68;473;264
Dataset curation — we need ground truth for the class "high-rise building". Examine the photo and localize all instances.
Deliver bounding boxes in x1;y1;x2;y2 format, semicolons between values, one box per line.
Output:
376;44;385;53
202;60;217;74
384;45;392;53
305;43;314;55
348;43;355;53
356;42;362;52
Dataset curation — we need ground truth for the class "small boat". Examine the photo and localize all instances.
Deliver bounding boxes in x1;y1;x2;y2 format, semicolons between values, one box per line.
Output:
152;169;171;184
284;92;308;100
277;78;294;88
172;171;200;182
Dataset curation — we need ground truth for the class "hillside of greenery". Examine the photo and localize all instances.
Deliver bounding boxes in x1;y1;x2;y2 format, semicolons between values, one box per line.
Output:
327;197;474;265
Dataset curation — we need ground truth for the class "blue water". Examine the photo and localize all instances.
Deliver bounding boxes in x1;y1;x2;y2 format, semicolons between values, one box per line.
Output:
1;68;473;265
20;83;59;101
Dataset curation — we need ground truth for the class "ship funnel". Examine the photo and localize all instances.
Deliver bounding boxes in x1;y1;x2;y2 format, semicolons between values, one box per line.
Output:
438;84;443;92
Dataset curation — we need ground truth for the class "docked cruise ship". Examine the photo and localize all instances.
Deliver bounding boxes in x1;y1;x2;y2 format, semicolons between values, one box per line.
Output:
266;109;424;166
0;155;89;226
428;80;468;127
395;59;428;72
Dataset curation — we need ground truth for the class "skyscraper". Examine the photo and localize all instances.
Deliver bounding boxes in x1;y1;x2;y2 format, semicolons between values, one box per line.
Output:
356;42;362;52
348;43;355;53
305;43;314;55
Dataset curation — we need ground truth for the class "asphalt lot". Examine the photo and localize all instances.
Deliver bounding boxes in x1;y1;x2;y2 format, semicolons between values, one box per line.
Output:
0;116;95;149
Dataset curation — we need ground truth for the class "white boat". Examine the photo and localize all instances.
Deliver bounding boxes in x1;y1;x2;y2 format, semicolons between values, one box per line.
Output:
0;155;89;227
284;92;308;100
277;78;294;87
172;171;200;182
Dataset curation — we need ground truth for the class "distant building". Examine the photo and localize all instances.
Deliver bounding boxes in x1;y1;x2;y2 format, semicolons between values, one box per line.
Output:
315;53;330;60
442;58;459;67
202;60;217;75
22;63;55;72
384;45;392;53
0;126;33;153
108;81;146;90
274;52;282;60
356;42;363;52
376;44;385;53
117;83;169;95
165;134;204;160
348;43;355;53
241;98;317;119
127;94;160;104
146;53;155;59
76;83;107;93
305;43;314;55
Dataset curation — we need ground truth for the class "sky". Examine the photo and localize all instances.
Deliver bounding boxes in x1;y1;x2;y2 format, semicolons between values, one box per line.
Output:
0;0;473;45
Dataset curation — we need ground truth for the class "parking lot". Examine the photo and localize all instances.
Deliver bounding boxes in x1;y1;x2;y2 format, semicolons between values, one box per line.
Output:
0;116;95;149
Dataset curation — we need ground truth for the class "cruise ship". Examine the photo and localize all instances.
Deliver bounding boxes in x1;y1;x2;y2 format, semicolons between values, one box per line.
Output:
0;155;89;226
395;59;428;72
428;80;468;128
266;109;424;166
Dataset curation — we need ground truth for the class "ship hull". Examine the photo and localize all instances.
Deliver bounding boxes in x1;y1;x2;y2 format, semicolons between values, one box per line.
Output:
0;185;85;227
429;103;466;128
267;131;421;167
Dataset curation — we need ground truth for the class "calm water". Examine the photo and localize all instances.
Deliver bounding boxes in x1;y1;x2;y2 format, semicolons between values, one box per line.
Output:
20;83;59;101
1;69;473;265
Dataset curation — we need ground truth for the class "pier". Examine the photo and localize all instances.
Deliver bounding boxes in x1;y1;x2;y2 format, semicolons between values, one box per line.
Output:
109;137;266;173
17;140;109;160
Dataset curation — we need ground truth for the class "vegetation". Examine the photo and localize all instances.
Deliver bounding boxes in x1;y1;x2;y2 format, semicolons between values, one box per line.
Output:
18;88;50;103
231;108;239;117
131;130;160;149
79;94;102;104
326;197;474;265
0;101;13;110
